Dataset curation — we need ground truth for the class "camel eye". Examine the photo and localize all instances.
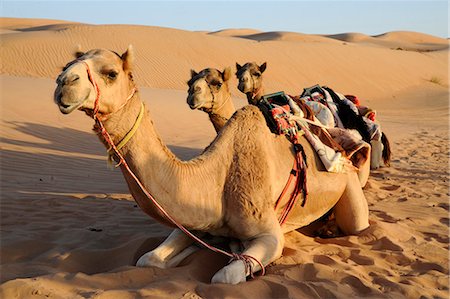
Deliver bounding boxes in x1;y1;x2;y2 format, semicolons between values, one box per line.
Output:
253;72;261;78
103;69;118;80
107;71;118;80
210;80;222;88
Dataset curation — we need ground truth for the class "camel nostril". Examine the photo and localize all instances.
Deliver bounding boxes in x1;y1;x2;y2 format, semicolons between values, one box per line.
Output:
69;75;80;84
61;74;80;86
194;86;201;93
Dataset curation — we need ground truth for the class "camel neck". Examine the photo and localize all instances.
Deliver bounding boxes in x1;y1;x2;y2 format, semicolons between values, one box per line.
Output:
209;113;230;133
209;93;235;132
100;92;143;148
100;93;227;230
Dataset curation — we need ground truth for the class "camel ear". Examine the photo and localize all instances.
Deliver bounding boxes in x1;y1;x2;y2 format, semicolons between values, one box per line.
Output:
74;44;84;59
121;45;135;72
259;62;267;73
190;69;198;78
236;62;242;71
222;67;231;81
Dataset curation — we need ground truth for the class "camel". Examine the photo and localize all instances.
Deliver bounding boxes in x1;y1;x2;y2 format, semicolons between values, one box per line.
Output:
235;62;391;171
186;68;236;133
54;47;369;284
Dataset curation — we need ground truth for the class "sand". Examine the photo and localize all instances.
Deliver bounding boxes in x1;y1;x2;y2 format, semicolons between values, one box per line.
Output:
0;17;448;298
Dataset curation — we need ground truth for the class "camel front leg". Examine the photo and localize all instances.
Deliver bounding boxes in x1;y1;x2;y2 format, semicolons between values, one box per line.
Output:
211;222;284;284
136;228;198;269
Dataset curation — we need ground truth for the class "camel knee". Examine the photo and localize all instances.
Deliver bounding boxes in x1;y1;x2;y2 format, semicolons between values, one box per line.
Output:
334;200;369;234
136;245;198;269
136;229;195;268
335;174;369;235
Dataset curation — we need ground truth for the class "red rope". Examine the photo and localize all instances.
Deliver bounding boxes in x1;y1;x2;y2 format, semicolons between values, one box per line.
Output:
274;160;297;210
82;60;266;277
82;61;100;118
278;146;307;225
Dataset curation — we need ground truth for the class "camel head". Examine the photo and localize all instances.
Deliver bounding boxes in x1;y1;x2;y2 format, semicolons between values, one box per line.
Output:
54;46;135;117
235;62;266;104
186;67;231;113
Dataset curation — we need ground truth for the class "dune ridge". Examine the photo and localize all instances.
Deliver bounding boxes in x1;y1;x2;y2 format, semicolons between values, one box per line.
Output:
0;17;448;298
326;31;449;52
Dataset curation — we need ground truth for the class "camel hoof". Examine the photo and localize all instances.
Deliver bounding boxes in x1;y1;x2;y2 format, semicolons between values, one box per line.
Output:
211;261;247;284
136;252;166;269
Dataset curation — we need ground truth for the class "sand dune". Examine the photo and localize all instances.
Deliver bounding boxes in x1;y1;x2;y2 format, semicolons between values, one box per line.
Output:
0;17;448;298
234;31;342;44
0;17;75;29
208;28;262;37
374;31;448;44
326;31;449;52
326;32;373;43
0;17;79;35
1;18;448;100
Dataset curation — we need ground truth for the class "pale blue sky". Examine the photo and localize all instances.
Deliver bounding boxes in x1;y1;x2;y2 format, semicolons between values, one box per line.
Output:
1;1;448;38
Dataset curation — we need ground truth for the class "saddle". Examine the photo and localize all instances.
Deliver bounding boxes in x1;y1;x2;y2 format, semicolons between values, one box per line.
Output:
258;91;344;154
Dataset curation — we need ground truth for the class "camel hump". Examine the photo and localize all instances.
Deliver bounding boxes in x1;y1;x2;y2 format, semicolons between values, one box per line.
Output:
227;105;266;126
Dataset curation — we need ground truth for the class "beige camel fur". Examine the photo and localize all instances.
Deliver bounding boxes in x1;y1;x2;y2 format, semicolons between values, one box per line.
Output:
187;68;236;133
54;47;369;284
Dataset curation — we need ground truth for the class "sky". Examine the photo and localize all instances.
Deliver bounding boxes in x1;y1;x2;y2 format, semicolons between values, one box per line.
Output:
1;0;449;38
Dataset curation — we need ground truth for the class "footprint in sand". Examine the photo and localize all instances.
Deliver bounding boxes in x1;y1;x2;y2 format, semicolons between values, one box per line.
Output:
349;250;374;266
439;217;449;226
380;184;401;191
367;236;403;252
410;260;446;275
423;232;449;244
437;203;449;211
340;275;372;295
313;255;337;266
372;210;399;223
370;273;404;293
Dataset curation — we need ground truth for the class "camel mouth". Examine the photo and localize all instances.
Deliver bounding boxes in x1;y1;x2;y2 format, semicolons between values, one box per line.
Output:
187;96;203;110
55;93;84;114
238;85;249;93
55;87;91;114
58;101;82;114
188;102;202;110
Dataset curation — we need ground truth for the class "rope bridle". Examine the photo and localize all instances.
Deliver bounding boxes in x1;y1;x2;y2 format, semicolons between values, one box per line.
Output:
250;74;258;99
80;59;266;278
202;79;231;114
239;70;262;104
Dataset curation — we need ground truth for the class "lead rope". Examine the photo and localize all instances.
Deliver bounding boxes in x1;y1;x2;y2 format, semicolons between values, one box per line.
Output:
82;60;265;278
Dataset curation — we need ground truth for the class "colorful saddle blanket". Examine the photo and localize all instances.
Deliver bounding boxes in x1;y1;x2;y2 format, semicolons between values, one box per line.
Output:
258;91;370;173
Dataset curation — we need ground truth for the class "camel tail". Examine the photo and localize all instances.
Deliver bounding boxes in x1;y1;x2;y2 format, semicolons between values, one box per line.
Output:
381;132;391;167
